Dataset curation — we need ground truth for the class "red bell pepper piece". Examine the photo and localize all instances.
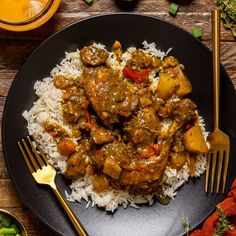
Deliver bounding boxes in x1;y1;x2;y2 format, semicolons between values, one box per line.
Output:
86;111;96;130
123;66;149;83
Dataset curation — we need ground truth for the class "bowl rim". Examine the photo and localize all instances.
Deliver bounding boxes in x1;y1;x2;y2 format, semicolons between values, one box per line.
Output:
0;209;28;236
0;0;61;32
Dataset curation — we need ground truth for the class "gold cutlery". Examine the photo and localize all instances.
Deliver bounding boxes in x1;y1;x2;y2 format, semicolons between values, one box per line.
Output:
205;9;230;194
18;136;89;236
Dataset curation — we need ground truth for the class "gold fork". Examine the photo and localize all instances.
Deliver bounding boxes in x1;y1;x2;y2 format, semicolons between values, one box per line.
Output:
205;9;230;194
18;136;89;236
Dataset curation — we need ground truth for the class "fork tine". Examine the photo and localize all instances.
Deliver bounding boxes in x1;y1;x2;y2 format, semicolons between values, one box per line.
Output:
205;151;211;192
222;148;230;193
210;151;217;193
216;150;224;193
27;136;46;168
31;136;48;163
22;139;40;171
18;141;34;174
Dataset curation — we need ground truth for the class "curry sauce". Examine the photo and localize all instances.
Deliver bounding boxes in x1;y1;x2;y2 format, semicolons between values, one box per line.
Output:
45;42;208;201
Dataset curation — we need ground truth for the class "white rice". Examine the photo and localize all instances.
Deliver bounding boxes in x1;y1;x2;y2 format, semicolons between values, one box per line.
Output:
22;42;207;212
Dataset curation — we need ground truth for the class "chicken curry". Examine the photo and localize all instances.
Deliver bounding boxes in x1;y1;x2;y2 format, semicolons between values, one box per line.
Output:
44;41;208;202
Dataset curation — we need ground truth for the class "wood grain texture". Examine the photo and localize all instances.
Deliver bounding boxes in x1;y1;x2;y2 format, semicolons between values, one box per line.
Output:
56;0;215;13
0;157;9;179
0;13;235;41
0;0;235;235
0;71;15;96
0;180;23;207
0;40;41;70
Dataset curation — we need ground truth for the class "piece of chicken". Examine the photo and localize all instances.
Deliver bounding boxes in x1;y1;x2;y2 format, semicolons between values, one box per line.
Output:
173;98;197;123
65;138;93;179
123;107;160;147
121;137;173;185
92;141;131;170
126;49;161;69
82;66;138;128
164;98;197;138
91;127;115;145
80;45;109;66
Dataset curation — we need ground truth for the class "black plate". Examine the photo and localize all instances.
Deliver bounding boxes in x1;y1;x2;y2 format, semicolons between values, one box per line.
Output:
2;13;236;236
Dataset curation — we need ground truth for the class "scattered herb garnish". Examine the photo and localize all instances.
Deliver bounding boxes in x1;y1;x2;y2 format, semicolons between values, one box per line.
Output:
213;205;234;236
181;217;191;235
169;2;179;16
217;0;236;37
192;28;203;38
84;0;93;4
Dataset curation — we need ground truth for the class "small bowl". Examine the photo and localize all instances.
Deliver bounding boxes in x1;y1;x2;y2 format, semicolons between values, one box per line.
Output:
0;0;61;32
0;209;28;236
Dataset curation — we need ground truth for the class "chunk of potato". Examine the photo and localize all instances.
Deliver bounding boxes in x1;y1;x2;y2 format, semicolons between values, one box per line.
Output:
175;70;192;97
91;127;115;144
156;73;179;99
169;152;187;170
65;152;87;179
103;157;122;180
92;175;109;193
183;124;208;153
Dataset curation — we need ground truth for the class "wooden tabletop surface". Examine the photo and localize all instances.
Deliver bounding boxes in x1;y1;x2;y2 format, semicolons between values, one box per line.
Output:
0;0;235;235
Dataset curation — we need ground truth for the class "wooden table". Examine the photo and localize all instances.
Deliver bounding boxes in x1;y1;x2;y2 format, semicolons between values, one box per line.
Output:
0;0;235;235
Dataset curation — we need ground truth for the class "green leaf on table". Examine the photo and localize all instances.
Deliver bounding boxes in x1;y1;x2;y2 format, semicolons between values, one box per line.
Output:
84;0;93;4
217;0;236;37
192;28;203;38
181;217;191;235
169;2;179;16
213;205;234;236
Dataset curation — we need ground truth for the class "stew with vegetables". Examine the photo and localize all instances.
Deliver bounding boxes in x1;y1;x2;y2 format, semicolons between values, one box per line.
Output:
45;41;208;201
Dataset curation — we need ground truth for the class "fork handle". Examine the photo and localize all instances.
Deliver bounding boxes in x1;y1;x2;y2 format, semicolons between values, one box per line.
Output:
51;186;89;236
212;9;220;129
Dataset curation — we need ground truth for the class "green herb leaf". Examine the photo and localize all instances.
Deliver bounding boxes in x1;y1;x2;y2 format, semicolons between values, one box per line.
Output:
169;2;179;16
181;217;191;235
225;23;233;28
84;0;93;4
192;28;203;38
217;0;236;37
213;205;234;236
